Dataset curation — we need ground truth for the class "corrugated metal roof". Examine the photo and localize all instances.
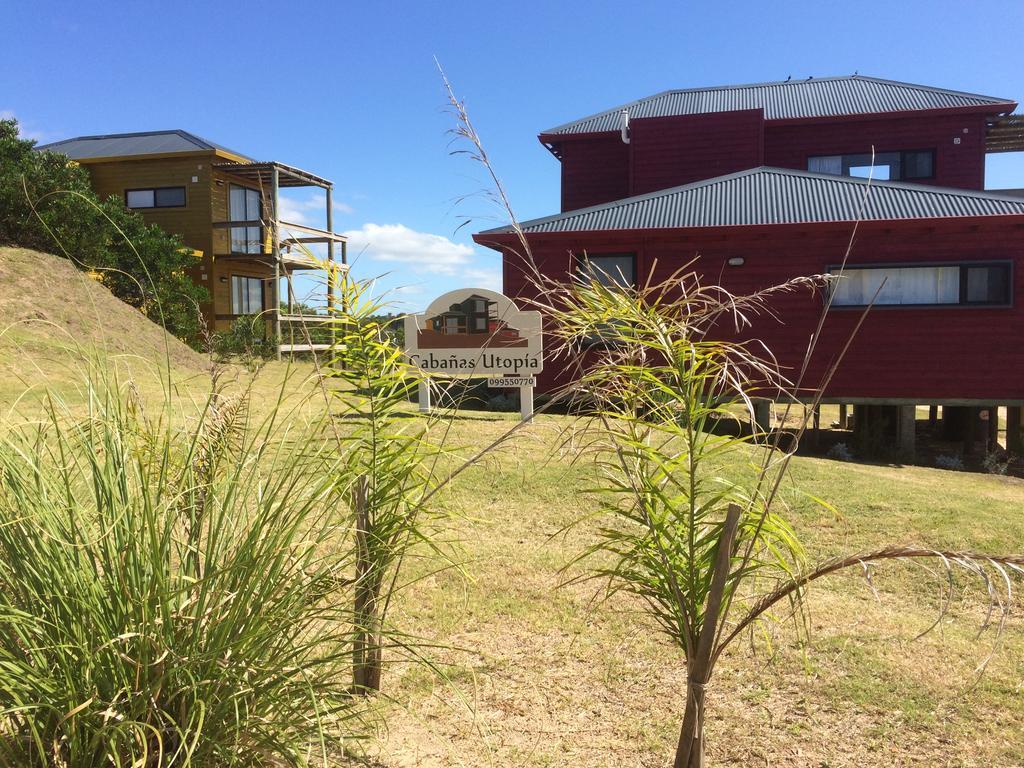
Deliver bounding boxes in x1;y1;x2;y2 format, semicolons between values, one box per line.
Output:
36;130;251;160
542;75;1015;136
478;168;1024;236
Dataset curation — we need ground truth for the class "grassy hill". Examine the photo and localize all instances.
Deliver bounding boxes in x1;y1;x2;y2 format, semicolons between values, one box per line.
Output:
0;246;207;402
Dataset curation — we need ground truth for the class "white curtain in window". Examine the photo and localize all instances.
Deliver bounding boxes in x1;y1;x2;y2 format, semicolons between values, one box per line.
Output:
896;266;958;304
246;189;262;254
808;156;842;175
832;266;959;306
230;187;247;254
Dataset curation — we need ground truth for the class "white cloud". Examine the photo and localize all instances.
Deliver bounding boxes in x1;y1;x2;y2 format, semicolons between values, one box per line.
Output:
1;110;47;142
277;193;354;226
463;267;502;291
342;223;476;277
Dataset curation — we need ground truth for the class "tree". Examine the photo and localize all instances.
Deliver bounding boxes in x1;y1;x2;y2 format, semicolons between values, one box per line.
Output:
0;118;208;345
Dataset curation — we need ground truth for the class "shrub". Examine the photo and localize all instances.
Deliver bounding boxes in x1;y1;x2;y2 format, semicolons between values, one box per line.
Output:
0;118;208;345
826;442;854;461
213;314;279;362
0;372;367;766
982;450;1011;475
935;453;965;471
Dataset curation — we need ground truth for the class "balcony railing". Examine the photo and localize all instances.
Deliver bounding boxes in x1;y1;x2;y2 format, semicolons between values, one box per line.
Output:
211;160;350;358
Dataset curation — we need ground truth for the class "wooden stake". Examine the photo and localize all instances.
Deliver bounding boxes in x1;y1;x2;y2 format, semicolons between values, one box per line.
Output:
674;504;741;768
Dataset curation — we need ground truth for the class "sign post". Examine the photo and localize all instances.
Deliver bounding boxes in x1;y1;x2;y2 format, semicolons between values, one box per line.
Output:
404;288;544;421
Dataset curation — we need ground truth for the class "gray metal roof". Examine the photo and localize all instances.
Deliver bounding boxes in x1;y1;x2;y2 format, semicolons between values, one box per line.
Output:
542;75;1016;136
36;130;251;160
478;168;1024;236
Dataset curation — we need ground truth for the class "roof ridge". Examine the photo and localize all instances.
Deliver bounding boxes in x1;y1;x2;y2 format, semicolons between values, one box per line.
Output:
540;76;1016;137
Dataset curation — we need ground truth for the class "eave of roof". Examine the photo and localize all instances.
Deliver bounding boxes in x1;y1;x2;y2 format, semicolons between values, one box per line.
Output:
540;75;1017;141
475;167;1024;242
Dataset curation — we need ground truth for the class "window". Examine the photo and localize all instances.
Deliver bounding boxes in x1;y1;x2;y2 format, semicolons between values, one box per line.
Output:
125;186;186;209
231;275;264;315
577;253;636;287
829;263;1011;307
808;150;934;181
230;185;263;255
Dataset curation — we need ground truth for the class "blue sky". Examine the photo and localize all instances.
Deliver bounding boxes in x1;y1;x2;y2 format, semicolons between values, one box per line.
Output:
3;0;1023;309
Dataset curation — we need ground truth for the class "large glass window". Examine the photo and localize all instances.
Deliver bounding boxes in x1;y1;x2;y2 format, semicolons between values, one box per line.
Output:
577;253;636;287
125;186;186;209
830;263;1011;307
230;185;263;255
808;150;934;181
231;275;264;315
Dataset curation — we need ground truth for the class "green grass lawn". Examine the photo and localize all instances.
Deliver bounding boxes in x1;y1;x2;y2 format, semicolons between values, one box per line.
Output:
2;355;1022;767
361;408;1024;768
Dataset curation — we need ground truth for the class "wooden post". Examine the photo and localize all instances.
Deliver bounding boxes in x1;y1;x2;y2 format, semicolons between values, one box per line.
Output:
1007;406;1023;454
674;504;742;768
352;476;382;694
838;403;848;430
810;405;821;450
753;400;771;436
987;406;999;451
417;380;431;413
271;165;282;360
964;407;980;457
928;405;938;430
897;405;916;462
326;186;335;345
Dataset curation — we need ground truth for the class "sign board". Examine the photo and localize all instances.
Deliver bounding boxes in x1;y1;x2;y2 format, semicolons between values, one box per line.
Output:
404;288;544;420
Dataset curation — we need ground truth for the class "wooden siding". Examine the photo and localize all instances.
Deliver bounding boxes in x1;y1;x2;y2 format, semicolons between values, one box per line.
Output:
85;154;219;326
554;109;991;211
629;109;764;195
210;169;277;331
765;112;990;190
498;218;1024;402
81;156;280;331
559;136;630;211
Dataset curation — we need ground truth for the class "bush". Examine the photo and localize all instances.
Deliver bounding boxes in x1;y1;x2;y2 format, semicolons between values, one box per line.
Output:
826;442;853;461
0;118;208;345
0;373;367;766
213;314;278;362
935;453;965;471
982;450;1011;475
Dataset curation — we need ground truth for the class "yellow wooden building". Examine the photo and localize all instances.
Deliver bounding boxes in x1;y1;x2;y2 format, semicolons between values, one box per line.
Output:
38;130;346;353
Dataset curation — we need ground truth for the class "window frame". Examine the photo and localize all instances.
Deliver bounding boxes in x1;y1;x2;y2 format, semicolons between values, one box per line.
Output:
229;184;264;256
574;252;638;288
230;274;266;316
124;186;187;209
826;260;1013;310
807;149;936;182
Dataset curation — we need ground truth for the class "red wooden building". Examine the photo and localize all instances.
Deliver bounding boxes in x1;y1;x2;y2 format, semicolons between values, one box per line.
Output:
474;75;1024;456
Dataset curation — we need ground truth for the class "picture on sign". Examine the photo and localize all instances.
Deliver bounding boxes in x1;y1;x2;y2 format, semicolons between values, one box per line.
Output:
417;293;528;349
404;288;543;377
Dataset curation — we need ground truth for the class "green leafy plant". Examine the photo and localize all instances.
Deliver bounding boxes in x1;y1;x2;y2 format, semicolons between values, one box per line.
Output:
213;314;279;363
543;268;1024;768
0;368;368;766
318;267;557;694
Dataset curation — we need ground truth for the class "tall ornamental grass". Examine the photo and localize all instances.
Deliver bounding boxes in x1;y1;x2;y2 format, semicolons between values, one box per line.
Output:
0;371;366;767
